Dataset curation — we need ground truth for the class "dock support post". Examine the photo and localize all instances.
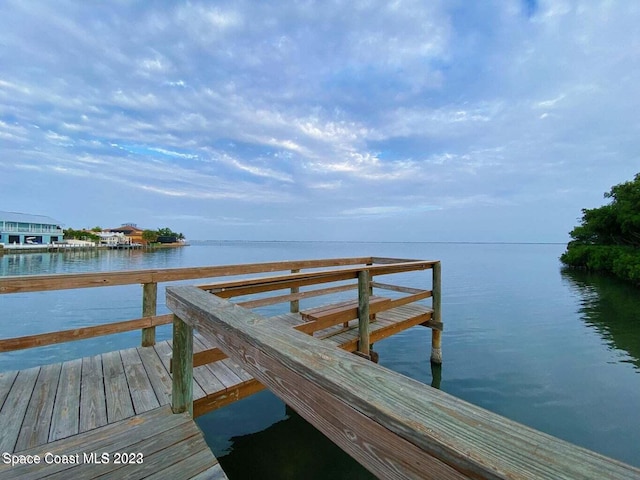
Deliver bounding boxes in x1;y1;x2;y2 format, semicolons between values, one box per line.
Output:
357;270;370;358
172;314;193;416
290;269;300;313
141;282;157;347
431;261;442;364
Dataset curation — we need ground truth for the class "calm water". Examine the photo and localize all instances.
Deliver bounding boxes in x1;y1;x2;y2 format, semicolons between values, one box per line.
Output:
1;242;640;477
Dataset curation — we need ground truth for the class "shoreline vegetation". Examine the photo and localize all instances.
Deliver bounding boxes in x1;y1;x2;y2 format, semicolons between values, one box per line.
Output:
561;172;640;286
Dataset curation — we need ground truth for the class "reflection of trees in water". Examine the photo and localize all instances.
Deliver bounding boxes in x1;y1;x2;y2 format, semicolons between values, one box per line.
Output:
220;406;375;480
561;268;640;369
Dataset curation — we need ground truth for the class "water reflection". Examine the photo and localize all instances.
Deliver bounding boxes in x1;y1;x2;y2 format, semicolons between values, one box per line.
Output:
219;406;375;480
561;268;640;370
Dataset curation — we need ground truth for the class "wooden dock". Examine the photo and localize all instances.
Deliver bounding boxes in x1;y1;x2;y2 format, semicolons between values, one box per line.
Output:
0;257;440;478
0;303;433;453
2;256;640;478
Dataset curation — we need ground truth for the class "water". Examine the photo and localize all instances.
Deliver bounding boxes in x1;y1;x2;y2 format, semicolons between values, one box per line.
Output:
2;242;640;477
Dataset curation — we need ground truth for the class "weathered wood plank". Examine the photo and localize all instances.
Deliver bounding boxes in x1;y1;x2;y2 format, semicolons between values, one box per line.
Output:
296;296;391;334
49;359;82;442
79;353;108;433
172;315;194;415
236;282;357;309
0;257;374;294
0;314;173;352
0;370;18;411
15;363;61;451
201;261;435;299
167;286;640;480
120;348;160;414
101;351;135;423
0;406;221;480
138;344;172;406
0;367;39;452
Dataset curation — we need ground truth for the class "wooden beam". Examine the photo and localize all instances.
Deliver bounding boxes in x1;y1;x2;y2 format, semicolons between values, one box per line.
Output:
171;315;193;416
431;261;442;364
166;286;640;480
142;282;158;347
200;261;435;298
0;314;173;352
357;270;370;357
236;283;357;309
0;257;374;294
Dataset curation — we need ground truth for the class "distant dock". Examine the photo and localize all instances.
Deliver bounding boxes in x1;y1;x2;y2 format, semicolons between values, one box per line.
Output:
0;242;187;254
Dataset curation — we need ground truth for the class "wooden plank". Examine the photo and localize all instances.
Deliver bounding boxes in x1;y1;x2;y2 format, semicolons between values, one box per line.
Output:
236;283;357;309
167;286;640;480
296;296;391;334
0;367;39;452
79;354;108;433
201;261;435;299
0;257;374;294
207;360;243;389
120;348;160;414
371;281;427;294
192;347;228;368
137;345;172;406
0;370;18;410
49;359;82;442
142;447;226;480
0;314;173;352
101;351;135;423
193;379;265;418
0;406;218;480
15;363;61;451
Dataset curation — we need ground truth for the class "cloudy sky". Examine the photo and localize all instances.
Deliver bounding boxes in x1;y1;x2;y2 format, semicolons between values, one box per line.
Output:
1;1;638;242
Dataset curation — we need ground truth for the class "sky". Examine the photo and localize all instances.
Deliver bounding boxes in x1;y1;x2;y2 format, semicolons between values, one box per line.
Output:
1;0;639;243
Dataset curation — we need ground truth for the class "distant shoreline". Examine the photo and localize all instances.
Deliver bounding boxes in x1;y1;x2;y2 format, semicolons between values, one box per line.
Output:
189;239;567;246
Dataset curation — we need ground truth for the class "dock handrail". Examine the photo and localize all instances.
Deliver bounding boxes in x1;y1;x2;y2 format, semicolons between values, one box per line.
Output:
0;257;441;361
166;285;640;480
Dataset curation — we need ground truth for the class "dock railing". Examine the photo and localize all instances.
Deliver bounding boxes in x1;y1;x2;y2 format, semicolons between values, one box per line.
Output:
0;257;441;363
166;285;640;480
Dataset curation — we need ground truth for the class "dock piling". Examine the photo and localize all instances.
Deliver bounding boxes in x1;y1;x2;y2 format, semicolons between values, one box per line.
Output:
431;261;442;364
171;314;193;416
357;270;371;358
141;281;157;346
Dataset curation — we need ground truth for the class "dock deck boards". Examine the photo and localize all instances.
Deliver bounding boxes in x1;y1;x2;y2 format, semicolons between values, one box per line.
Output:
0;405;226;480
0;302;432;455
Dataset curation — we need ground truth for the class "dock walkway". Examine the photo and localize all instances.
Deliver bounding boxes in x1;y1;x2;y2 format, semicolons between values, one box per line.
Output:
0;304;432;455
0;405;225;479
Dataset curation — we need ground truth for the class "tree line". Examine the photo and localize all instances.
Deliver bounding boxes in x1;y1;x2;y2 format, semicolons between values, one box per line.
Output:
561;172;640;285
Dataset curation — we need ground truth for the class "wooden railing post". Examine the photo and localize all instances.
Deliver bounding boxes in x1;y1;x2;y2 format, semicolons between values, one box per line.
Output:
357;270;370;358
171;313;193;416
290;269;300;313
141;282;157;347
431;261;442;364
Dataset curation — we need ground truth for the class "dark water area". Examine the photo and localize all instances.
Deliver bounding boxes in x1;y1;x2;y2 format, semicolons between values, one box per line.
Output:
1;242;640;477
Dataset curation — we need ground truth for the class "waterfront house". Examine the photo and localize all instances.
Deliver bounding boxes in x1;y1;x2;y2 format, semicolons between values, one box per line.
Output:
0;210;63;245
108;223;145;244
96;231;131;247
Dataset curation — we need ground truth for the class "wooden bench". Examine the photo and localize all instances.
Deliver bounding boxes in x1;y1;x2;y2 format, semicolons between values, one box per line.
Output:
296;296;391;335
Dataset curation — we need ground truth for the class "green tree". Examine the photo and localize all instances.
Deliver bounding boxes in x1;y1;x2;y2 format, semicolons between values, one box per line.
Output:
142;229;158;243
562;173;640;285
